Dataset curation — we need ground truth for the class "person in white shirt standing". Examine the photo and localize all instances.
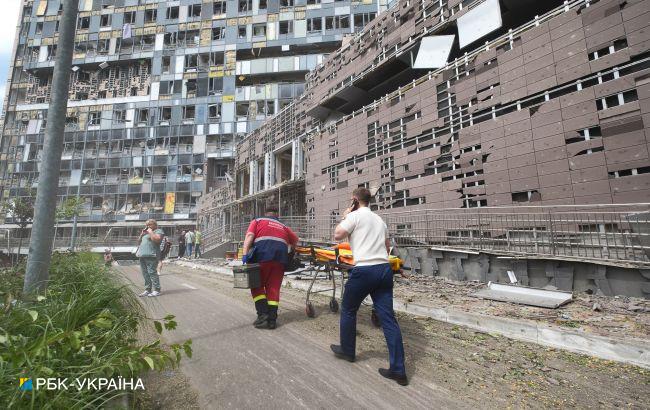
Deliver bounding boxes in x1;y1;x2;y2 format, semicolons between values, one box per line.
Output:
184;229;195;259
330;188;407;386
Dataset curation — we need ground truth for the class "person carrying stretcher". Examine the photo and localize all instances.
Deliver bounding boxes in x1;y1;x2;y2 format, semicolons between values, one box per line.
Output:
242;204;299;329
330;187;408;385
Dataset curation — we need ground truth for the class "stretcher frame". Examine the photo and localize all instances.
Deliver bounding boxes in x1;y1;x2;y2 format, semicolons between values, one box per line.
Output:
288;244;381;326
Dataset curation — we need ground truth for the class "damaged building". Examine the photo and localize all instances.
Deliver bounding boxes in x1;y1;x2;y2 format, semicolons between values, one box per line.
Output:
0;0;387;242
198;0;650;296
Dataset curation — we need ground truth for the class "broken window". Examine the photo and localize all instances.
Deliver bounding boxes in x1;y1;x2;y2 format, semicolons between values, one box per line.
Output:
179;30;200;47
160;80;175;95
353;12;376;30
307;18;322;33
35;22;43;35
239;0;252;12
65;116;79;130
209;52;224;65
113;109;126;123
161;56;171;73
307;0;321;4
236;102;250;120
280;0;294;6
166;6;179;19
208;77;223;94
252;24;266;37
213;1;227;14
337;15;350;29
164;32;177;47
160;106;172;122
208;104;221;119
124;11;136;24
589;38;628;61
238;26;247;39
511;190;540;202
185;54;198;70
77;17;90;30
325;16;335;30
279;20;293;35
136;109;149;125
88;111;101;126
98;39;110;54
596;90;638;110
182;105;196;120
100;14;111;27
188;4;202;18
212;27;225;40
259;0;267;9
145;9;157;23
185;79;197;95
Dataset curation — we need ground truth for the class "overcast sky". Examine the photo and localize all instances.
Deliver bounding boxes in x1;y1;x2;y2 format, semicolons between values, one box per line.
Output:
0;0;22;114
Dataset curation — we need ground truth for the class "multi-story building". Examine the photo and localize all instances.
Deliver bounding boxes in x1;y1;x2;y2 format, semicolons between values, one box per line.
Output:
198;0;650;296
0;0;386;244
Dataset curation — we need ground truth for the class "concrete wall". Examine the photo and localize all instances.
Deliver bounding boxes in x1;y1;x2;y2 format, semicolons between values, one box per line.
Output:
395;247;650;298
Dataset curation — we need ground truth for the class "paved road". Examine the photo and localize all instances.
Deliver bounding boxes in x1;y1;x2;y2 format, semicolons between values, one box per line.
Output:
119;263;462;409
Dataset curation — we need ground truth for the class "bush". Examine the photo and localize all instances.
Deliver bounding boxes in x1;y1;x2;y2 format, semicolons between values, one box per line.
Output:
0;252;191;409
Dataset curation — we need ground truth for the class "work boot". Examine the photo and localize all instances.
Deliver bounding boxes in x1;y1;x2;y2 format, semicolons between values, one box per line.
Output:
253;314;269;328
253;298;269;327
267;305;278;330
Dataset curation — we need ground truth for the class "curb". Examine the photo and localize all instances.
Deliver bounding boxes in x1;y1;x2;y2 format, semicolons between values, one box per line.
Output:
173;260;650;369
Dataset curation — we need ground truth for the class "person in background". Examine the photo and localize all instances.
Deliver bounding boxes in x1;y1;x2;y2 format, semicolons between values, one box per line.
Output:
242;204;298;329
136;219;164;297
184;228;195;259
177;229;186;259
330;187;408;386
103;248;114;267
194;228;202;258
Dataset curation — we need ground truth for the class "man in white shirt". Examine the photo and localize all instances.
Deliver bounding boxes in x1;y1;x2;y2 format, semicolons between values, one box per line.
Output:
184;229;195;259
330;188;407;386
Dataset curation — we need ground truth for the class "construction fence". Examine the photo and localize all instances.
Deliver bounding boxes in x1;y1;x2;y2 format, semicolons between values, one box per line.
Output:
203;204;650;267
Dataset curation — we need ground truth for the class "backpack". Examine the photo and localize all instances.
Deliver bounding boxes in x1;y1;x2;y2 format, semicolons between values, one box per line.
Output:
160;235;172;256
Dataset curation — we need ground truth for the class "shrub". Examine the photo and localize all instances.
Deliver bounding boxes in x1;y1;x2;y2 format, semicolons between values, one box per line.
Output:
0;252;191;409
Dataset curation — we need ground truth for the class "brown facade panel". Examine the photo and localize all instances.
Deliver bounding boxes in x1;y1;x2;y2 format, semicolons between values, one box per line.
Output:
201;0;650;220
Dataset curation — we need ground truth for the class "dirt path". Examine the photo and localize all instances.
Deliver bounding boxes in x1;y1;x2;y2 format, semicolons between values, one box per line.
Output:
118;263;649;409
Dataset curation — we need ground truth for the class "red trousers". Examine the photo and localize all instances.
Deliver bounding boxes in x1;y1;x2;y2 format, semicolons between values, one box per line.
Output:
250;261;284;306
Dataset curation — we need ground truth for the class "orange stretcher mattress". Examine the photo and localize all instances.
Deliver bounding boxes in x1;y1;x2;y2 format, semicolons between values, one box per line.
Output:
295;245;402;272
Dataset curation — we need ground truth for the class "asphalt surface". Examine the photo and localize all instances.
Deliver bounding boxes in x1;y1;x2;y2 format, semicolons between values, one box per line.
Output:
119;263;462;409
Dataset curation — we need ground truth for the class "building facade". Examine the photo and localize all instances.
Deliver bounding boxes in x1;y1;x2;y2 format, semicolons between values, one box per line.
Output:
0;0;386;242
201;0;650;223
196;0;650;297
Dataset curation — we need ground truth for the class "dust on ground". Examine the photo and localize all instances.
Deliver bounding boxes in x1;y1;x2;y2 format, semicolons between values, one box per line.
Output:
169;261;650;409
393;274;650;340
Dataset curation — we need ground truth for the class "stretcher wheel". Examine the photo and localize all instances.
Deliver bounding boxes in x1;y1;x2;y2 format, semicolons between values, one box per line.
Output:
329;298;339;313
305;302;315;318
371;310;381;328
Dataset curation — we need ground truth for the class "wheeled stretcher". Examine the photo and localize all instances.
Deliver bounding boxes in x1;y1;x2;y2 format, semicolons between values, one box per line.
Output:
288;243;403;322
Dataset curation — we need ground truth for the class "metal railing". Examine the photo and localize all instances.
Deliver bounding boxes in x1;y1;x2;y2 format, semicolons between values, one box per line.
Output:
202;204;650;267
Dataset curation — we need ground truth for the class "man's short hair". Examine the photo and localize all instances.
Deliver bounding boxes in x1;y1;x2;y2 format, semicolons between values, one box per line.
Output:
265;204;279;214
352;187;371;205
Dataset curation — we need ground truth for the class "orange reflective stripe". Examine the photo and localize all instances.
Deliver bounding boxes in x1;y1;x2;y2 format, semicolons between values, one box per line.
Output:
253;295;267;302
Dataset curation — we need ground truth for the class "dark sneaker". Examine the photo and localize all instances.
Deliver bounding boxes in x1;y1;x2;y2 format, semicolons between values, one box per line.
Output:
378;368;408;386
330;344;355;362
267;319;277;330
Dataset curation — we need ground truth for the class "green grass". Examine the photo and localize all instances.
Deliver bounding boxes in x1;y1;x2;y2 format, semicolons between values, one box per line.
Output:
0;252;191;409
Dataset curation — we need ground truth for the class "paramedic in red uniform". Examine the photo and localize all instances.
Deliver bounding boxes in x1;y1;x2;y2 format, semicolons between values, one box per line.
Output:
242;204;299;329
